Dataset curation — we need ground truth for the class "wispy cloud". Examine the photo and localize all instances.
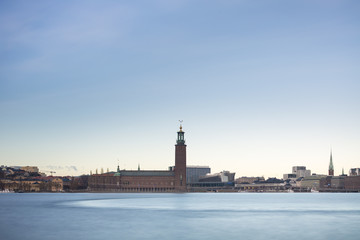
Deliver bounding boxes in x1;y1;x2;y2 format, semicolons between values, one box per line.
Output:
45;165;78;172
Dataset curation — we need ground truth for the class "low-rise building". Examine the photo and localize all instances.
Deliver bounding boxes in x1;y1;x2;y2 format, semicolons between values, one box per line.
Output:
20;166;39;173
299;175;326;191
187;171;235;192
199;171;235;183
283;173;297;180
331;176;345;189
344;176;360;191
51;178;63;192
235;176;265;184
89;170;176;192
236;178;286;192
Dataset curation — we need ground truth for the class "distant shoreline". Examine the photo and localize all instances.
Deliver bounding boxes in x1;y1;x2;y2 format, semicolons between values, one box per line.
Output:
3;190;360;193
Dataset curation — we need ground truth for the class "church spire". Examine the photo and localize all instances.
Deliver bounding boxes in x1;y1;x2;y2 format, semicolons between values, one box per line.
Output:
329;149;334;176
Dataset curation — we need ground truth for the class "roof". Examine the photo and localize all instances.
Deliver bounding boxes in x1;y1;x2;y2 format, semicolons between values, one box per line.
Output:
302;175;327;181
114;170;175;177
187;166;210;169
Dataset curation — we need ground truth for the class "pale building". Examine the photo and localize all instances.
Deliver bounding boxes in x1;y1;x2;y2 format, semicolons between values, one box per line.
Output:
235;176;265;184
283;173;297;180
20;166;39;173
349;168;360;176
199;171;235;183
299;175;326;191
51;178;63;192
292;166;311;178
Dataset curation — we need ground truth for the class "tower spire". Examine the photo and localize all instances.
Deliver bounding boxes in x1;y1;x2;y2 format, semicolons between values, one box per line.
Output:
176;120;185;145
329;148;334;176
179;120;183;132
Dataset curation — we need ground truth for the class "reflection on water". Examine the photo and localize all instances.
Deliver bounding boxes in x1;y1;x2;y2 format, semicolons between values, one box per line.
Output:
1;193;359;240
64;194;360;212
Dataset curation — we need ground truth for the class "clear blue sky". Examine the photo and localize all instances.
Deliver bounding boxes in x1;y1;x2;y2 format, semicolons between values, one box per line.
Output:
1;0;359;178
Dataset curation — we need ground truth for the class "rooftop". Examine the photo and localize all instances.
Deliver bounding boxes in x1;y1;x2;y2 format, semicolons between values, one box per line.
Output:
114;170;175;177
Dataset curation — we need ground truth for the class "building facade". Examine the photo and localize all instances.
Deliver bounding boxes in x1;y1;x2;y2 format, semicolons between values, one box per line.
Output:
299;175;327;191
349;168;360;176
20;166;39;173
199;171;235;183
235;176;265;184
186;166;211;183
283;173;297;180
344;176;360;191
292;166;311;178
88;125;187;192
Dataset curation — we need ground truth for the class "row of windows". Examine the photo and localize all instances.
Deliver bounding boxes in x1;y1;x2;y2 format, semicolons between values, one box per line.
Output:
122;181;174;186
121;187;175;192
91;179;174;186
90;187;175;192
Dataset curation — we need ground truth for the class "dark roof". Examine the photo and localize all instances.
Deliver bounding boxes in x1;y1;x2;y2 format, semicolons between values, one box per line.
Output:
115;170;175;177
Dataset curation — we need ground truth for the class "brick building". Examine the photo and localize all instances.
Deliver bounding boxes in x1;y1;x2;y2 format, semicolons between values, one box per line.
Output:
88;125;187;192
344;176;360;191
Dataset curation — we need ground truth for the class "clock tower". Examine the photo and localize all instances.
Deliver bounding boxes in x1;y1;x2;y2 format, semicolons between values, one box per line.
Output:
175;124;187;191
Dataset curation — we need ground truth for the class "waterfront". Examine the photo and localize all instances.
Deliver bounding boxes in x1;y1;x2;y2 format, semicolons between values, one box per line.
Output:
1;193;359;240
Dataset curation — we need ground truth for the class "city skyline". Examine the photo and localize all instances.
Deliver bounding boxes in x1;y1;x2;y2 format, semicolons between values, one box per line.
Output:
1;1;359;178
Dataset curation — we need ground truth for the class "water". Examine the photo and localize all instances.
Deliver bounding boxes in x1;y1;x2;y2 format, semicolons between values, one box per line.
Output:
1;193;359;240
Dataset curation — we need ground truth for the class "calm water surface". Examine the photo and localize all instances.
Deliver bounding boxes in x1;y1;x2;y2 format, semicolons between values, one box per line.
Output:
0;193;359;240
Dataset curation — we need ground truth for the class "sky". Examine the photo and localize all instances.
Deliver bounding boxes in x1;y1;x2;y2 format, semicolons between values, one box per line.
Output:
0;0;359;178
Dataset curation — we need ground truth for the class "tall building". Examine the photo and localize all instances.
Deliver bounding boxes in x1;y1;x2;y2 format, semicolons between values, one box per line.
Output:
292;166;311;178
329;150;334;176
174;124;187;191
186;166;211;183
88;125;187;192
